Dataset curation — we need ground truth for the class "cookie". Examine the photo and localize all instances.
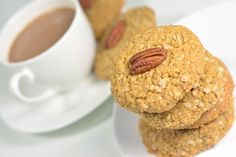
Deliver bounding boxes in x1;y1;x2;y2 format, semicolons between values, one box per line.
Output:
79;0;124;39
94;7;156;79
139;100;234;157
111;25;207;113
141;56;233;129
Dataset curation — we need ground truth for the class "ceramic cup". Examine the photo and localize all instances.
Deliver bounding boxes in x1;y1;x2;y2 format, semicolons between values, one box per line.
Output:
0;0;96;103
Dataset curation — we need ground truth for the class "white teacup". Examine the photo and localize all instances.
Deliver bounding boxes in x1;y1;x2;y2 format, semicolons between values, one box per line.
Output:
0;0;96;103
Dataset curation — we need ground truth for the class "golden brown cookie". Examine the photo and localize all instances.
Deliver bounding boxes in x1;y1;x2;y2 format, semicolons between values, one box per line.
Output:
111;25;207;113
141;55;234;129
94;7;156;79
79;0;124;39
139;100;234;157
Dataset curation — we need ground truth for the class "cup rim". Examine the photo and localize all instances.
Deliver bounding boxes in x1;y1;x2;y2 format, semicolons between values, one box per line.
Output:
0;0;81;67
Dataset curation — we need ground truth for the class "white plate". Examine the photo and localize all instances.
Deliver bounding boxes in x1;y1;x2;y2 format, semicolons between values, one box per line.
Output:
0;71;110;133
113;1;236;157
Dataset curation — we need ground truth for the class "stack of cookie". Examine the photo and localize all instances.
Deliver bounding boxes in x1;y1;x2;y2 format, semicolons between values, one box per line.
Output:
80;1;234;155
110;26;234;157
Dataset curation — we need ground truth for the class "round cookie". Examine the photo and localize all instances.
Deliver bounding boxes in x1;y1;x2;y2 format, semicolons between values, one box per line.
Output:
94;7;156;79
79;0;124;39
139;100;234;157
111;25;207;113
141;55;233;129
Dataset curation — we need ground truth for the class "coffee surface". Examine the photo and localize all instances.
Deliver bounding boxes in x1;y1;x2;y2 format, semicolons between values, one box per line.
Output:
9;7;75;62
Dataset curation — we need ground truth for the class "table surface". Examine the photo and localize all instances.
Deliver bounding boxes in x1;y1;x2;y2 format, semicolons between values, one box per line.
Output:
0;0;232;156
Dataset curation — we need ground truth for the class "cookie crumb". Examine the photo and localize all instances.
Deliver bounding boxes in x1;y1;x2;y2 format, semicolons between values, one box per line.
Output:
203;88;211;94
159;79;167;89
181;75;189;82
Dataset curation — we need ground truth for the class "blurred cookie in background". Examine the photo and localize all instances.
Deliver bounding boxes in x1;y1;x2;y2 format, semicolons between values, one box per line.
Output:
94;7;156;79
79;0;125;40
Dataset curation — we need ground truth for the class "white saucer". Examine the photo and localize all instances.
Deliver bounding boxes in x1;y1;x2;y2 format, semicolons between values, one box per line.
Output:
0;71;110;133
113;1;236;157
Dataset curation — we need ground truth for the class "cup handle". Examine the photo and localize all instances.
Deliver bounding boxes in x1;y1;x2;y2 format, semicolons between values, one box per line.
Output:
10;68;56;103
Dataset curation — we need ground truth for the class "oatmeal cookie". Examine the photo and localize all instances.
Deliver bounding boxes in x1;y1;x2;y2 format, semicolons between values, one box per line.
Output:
94;7;156;79
111;25;207;113
79;0;124;39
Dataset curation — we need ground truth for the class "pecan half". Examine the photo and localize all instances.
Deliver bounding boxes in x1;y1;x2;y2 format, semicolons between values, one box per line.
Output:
105;20;126;48
129;48;167;75
79;0;93;10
